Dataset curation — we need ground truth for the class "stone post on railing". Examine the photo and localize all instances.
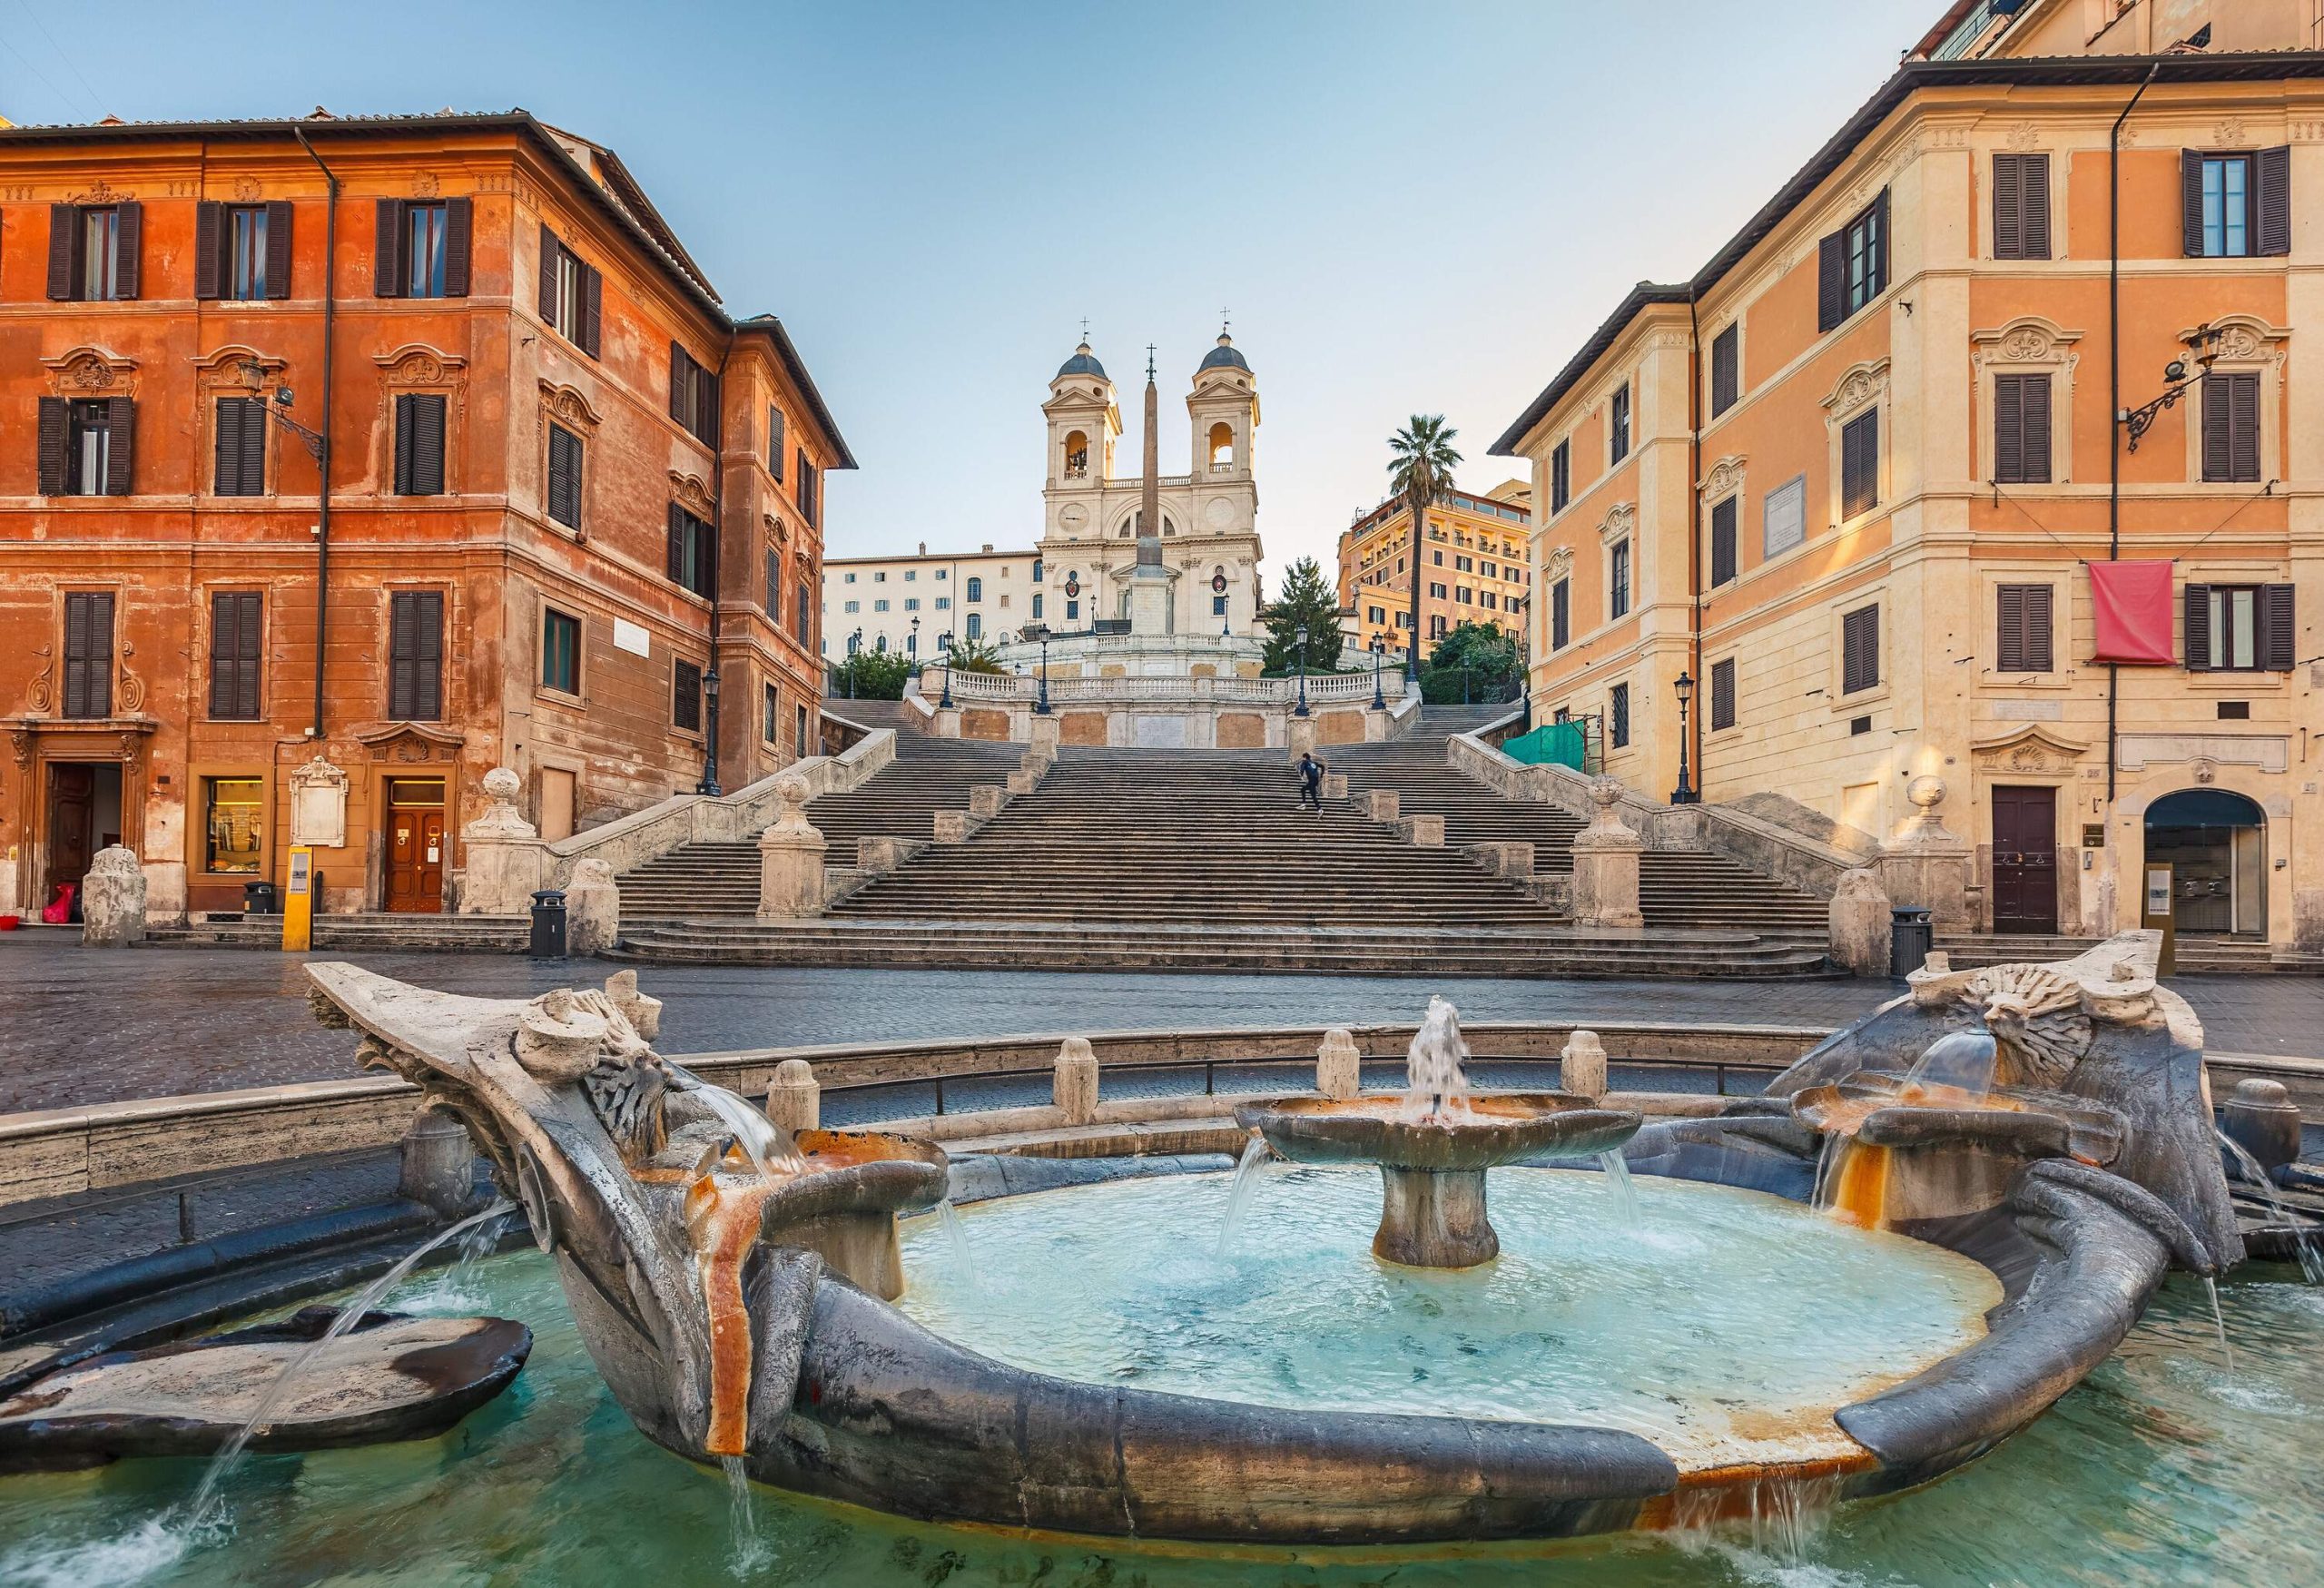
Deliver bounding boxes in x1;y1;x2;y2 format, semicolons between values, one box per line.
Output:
1288;715;1318;761
1054;1035;1098;1125
458;768;548;915
1828;867;1892;976
757;774;827;919
766;1059;821;1137
1571;776;1645;929
1560;1030;1608;1099
80;845;146;946
1316;1028;1361;1100
1029;714;1061;754
1364;789;1400;824
565;857;620;956
1878;775;1974;932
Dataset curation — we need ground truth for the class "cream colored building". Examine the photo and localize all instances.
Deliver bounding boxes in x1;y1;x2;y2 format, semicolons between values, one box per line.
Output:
1493;0;2324;956
822;543;1042;660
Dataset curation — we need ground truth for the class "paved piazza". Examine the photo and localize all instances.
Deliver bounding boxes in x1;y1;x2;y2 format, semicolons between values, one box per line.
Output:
0;937;2313;1114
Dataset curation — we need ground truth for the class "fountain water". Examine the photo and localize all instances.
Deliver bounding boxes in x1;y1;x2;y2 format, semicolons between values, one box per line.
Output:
1598;1149;1642;1230
2216;1129;2322;1283
719;1455;772;1573
2202;1277;2235;1371
932;1198;979;1289
1216;1136;1275;1254
1900;1030;1999;1099
1402;995;1472;1118
187;1200;510;1521
687;1082;801;1176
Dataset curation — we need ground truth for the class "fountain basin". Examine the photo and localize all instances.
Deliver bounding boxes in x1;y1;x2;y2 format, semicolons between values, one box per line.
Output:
1235;1093;1642;1267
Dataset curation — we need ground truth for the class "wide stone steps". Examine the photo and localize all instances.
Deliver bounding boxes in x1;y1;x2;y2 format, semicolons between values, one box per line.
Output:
1935;932;2317;974
144;912;531;952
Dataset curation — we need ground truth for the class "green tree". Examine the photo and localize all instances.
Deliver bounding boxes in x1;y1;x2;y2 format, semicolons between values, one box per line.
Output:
1386;414;1463;679
940;635;1009;675
1259;557;1347;676
828;648;911;700
1422;620;1521;704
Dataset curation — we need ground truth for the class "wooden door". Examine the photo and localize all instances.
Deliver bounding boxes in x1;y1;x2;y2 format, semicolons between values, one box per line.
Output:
45;764;95;897
539;768;576;843
1990;785;2058;934
385;796;446;913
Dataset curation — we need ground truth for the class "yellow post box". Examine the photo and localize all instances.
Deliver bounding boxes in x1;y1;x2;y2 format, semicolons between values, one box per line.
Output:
282;844;314;952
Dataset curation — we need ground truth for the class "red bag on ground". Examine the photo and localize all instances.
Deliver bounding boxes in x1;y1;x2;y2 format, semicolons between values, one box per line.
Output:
41;882;76;924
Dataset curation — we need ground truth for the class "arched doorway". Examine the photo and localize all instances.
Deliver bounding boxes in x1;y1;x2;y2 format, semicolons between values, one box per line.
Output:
2143;789;2266;937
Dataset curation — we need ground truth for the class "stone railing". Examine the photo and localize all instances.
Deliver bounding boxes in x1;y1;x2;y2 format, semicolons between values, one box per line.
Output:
458;730;896;913
928;670;1405;706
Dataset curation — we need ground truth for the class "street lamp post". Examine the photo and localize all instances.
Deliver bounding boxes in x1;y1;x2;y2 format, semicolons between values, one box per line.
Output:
1670;670;1699;805
845;627;862;698
1368;636;1386;711
1036;634;1051;715
938;629;955;709
1293;622;1311;717
698;666;723;796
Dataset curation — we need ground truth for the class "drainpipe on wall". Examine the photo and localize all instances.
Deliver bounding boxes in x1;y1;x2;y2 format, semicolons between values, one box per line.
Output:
1686;288;1705;800
699;342;734;796
2106;64;2161;810
292;127;338;744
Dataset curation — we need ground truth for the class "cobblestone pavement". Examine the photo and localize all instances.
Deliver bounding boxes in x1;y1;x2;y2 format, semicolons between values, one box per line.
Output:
1;937;2316;1114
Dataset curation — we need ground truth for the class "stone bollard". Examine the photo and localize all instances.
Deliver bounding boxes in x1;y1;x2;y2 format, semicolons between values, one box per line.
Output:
1053;1036;1099;1125
1288;716;1319;760
857;835;926;875
1364;789;1402;824
1029;715;1061;753
1316;1028;1361;1100
458;767;547;914
2220;1078;2303;1177
1560;1030;1608;1100
564;857;620;956
766;1059;822;1138
969;784;1009;820
932;810;973;843
1322;772;1348;800
757;774;828;918
1827;867;1891;977
1466;840;1534;879
1396;814;1445;847
1007;770;1041;795
1570;776;1644;929
399;1106;481;1218
79;845;146;946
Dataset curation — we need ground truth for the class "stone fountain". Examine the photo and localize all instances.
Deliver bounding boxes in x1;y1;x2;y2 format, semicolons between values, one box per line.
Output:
1235;998;1641;1267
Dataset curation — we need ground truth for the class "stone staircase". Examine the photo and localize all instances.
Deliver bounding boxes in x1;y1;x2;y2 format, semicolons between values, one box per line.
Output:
1935;932;2319;975
615;735;1022;916
145;912;531;952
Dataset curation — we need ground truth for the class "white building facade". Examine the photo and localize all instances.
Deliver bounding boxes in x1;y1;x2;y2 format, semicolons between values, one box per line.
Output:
822;543;1044;660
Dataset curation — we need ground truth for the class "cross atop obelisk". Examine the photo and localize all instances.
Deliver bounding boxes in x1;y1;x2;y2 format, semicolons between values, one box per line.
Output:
1137;344;1162;572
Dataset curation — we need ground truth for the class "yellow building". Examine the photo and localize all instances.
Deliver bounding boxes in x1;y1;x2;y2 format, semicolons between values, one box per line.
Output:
1493;0;2324;958
1337;478;1532;657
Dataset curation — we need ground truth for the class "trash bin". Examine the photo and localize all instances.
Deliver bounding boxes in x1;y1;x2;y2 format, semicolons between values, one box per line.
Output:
1889;907;1934;979
242;880;280;915
529;889;568;959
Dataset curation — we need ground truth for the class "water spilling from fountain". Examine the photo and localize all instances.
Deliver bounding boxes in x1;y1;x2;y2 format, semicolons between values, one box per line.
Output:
931;1197;979;1289
1216;1135;1275;1254
687;1080;802;1176
1597;1149;1641;1229
2217;1128;2323;1283
1401;994;1472;1118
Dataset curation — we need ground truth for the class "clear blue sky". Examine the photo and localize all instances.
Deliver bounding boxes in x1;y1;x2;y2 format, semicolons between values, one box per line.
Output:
3;0;1926;575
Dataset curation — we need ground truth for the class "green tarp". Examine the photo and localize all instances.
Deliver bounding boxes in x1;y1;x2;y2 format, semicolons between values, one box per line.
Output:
1500;720;1587;770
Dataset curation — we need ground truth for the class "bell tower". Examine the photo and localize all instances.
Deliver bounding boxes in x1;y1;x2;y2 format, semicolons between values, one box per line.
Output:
1041;340;1118;551
1187;329;1257;485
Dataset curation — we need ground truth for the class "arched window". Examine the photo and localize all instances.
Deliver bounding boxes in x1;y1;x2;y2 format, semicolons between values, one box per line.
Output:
875;635;887;653
1063;430;1088;478
1032;559;1044;583
1163;516;1177;537
966;576;982;601
966;612;982;640
1209;422;1234;469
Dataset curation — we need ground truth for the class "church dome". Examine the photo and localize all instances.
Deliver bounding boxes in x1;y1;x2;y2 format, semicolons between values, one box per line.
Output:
1198;332;1248;372
1056;340;1108;380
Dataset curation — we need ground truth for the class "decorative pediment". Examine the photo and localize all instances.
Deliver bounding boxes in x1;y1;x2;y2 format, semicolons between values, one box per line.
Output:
669;470;715;518
352;721;468;760
192;344;288;391
1597;501;1636;547
1699;454;1747;499
763;513;790;545
40;345;138;394
1822;359;1890;416
538;380;602;432
1972;316;2082;370
373;344;467;387
1972;724;2092;773
1545;545;1574;579
2178;313;2289;367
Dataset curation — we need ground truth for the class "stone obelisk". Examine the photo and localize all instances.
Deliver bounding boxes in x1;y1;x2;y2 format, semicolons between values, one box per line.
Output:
1128;344;1171;636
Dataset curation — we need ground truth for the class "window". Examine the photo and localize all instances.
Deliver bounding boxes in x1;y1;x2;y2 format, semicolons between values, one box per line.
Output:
392;393;448;496
1433;550;1444;567
904;570;917;581
669;344;718;444
935;569;947;581
1429;581;1447;600
202;777;265;874
195;201;292;301
673;659;703;732
1710;324;1740;417
1429;614;1448;639
209;591;263;718
665;505;715;599
47;202;139;301
1456;587;1472;605
1454;556;1472;573
1764;475;1806;557
213;398;268;497
764;547;783;623
547;423;584;528
535;229;603;355
966;612;983;640
1032;559;1044;582
62;591;115;718
1031;594;1043;619
1481;591;1498;611
1709;496;1738;587
796;579;812;636
1993;373;2052;484
797;452;818;524
768;408;786;478
542;608;581;694
1841;409;1879;518
873;598;890;613
1551;578;1570;649
796;702;811;754
1709;657;1736;732
1995;584;2053;674
934;597;950;611
1213;594;1229;616
843;599;860;614
2185;582;2295;672
2184;150;2290;258
1817;190;1887;331
2201;372;2261;483
1367;605;1385;625
1841;604;1880;695
904;597;920;612
1480;560;1497;579
388;590;444;720
1550;440;1571;513
1992;153;2051;261
1610;384;1630;465
763;683;779;744
1610;682;1630;749
1610;540;1630;620
40;398;133;498
374;198;470;298
844;572;858;584
966;577;983;601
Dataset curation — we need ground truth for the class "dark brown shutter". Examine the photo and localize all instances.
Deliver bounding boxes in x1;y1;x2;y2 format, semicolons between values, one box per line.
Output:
47;204;78;299
1709;497;1737;587
374;199;405;296
669;343;690;428
1994;375;2024;482
697;365;720;446
1551;579;1568;648
1843;605;1879;695
1817;231;1845;331
209;591;238;717
674;660;702;731
36;398;68;496
666;503;685;582
2230;371;2260;482
264;200;294;298
64;594;90;717
194;201;223;299
64;592;113;718
2257;146;2290;257
548;425;582;528
415;591;443;719
389;591;418;715
2181;152;2206;256
2021;153;2052;259
442;198;472;296
2022;374;2052;482
2201;375;2232;480
1710;325;1738;415
1992;153;2021;258
241;398;266;493
411;394;447;495
393;393;417;494
2260;583;2296;670
2026;584;2053;671
104;398;133;496
538;223;560;322
1997;585;2026;672
1710;657;1735;731
214;399;242;495
113;202;141;299
2183;582;2212;670
578;264;602;357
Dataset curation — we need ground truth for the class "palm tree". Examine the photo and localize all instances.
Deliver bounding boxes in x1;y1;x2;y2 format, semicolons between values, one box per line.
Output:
1387;415;1463;682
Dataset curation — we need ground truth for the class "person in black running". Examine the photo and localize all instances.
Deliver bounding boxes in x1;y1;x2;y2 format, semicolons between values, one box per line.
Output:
1297;751;1326;814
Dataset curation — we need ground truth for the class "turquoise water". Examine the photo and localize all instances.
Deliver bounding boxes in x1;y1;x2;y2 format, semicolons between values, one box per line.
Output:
1;1172;2319;1586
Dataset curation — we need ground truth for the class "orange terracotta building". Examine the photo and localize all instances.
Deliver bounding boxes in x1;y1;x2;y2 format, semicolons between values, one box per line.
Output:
1495;1;2323;954
0;112;851;920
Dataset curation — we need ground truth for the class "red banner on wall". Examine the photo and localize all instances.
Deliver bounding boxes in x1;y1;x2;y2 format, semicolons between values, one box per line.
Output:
2088;560;2176;665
